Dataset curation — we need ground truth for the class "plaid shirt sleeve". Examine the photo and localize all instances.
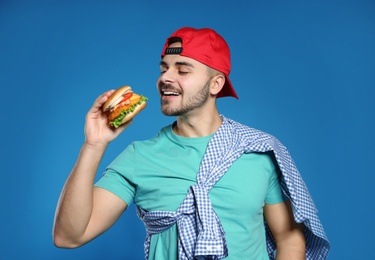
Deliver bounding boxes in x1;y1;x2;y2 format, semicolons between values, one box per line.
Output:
136;116;330;260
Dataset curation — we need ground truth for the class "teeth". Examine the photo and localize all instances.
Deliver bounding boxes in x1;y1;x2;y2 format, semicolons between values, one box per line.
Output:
163;91;179;96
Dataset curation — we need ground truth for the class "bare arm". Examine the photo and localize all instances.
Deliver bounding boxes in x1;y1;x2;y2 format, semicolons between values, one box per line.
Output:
264;200;306;260
53;90;131;248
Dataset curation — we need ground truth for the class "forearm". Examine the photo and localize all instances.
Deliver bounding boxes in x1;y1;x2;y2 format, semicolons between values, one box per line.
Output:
275;228;306;260
53;142;107;247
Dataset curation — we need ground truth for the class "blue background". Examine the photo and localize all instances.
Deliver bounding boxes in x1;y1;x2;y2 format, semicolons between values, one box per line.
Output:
1;1;374;259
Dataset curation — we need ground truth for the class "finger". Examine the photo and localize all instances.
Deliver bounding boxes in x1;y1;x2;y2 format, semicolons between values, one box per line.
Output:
102;89;116;98
90;90;116;112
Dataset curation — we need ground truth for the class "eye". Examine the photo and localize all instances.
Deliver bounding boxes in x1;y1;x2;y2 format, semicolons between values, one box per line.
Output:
178;70;188;75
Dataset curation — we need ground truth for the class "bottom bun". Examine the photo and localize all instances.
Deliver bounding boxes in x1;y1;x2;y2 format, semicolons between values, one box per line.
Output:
119;101;147;126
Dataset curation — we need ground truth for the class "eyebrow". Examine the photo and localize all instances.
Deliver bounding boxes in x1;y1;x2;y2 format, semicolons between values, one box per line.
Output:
159;61;195;68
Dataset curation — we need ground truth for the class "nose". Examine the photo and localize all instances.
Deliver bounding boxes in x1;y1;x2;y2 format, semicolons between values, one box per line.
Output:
157;69;172;90
159;68;175;85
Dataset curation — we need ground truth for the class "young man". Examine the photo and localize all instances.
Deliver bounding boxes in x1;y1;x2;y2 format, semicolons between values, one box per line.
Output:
53;27;329;259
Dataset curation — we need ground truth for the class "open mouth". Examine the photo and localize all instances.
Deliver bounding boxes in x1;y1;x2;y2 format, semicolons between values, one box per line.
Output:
161;89;181;97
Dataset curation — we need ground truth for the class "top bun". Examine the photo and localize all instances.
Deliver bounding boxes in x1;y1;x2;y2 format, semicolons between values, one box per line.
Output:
102;86;133;112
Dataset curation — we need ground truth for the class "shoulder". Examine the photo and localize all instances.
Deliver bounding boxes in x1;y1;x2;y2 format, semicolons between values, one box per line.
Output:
119;124;178;158
223;116;277;142
223;116;289;155
131;124;173;145
108;124;173;168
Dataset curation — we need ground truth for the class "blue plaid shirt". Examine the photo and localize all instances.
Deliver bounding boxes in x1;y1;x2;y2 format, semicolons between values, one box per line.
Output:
137;116;330;259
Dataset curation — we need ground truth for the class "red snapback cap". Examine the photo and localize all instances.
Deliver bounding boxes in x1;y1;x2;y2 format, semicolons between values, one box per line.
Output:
161;27;238;99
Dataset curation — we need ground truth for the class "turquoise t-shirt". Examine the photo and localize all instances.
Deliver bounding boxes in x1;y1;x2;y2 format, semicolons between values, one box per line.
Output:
95;124;285;259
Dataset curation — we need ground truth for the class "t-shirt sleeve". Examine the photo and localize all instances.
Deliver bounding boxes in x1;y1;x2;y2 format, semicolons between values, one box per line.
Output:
95;169;135;206
94;144;137;206
265;154;288;204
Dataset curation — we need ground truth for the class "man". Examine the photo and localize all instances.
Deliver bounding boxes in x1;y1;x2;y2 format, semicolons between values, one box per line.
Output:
53;27;329;259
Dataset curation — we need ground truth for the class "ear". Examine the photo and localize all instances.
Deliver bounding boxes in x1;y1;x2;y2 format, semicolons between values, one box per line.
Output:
210;74;225;96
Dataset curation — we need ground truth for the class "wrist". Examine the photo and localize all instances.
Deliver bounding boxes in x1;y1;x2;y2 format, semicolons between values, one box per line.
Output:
82;141;108;153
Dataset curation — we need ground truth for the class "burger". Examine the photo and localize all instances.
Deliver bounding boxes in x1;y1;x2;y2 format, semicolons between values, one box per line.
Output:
102;86;147;128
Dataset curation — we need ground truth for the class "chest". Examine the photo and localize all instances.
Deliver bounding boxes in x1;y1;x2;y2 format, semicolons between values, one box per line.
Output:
133;143;274;216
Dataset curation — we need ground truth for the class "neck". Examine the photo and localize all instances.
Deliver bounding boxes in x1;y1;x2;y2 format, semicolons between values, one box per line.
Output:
173;108;222;138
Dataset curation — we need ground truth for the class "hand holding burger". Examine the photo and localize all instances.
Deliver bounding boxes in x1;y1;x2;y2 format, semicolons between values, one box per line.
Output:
102;86;147;128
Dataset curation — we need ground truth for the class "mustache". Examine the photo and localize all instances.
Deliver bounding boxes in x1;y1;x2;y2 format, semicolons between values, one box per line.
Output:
159;83;180;92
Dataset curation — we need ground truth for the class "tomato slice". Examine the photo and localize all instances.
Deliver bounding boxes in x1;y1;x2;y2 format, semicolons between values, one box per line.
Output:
120;92;133;103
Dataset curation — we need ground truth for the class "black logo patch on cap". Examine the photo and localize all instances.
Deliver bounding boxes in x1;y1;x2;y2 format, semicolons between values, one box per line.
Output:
164;47;183;55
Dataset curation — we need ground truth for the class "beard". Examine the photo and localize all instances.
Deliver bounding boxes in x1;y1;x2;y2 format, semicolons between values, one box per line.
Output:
161;78;211;116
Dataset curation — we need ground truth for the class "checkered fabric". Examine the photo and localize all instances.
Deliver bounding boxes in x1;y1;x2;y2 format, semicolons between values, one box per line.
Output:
136;116;330;259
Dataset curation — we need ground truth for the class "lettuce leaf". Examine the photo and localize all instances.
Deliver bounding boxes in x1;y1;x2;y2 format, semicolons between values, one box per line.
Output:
109;95;148;128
